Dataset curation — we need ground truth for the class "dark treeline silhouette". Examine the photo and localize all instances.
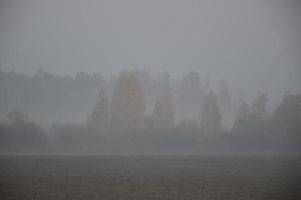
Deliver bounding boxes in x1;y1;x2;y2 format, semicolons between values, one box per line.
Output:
0;69;105;124
0;69;300;154
0;110;50;153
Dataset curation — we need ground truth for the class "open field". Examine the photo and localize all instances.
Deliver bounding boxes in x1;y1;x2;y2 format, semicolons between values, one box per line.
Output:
0;155;300;200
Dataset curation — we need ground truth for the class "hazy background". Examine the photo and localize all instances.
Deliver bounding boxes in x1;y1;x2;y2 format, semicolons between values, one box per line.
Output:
0;0;300;98
0;0;300;155
1;2;301;199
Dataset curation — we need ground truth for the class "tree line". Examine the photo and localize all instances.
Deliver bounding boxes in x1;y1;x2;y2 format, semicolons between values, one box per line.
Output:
0;69;300;154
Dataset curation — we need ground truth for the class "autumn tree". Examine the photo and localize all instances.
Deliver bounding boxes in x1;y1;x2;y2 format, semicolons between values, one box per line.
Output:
110;71;128;133
110;70;145;133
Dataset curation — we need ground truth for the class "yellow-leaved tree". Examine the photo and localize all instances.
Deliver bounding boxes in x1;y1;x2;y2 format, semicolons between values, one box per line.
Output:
110;70;145;133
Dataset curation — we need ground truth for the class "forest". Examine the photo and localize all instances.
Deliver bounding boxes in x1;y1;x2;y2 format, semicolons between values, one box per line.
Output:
0;69;300;154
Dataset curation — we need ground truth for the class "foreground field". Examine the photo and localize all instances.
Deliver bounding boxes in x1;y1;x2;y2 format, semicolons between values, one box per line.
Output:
0;155;300;200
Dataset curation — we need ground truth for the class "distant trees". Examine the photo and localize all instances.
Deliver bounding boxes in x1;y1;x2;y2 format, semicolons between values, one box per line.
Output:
50;123;92;154
0;110;49;153
250;92;269;121
158;89;175;131
86;89;109;135
110;71;129;133
1;69;300;154
217;80;236;130
4;110;31;124
150;92;175;132
155;72;176;131
269;92;301;150
176;71;204;120
200;92;223;134
231;93;269;149
150;101;166;132
0;69;105;124
232;101;249;132
110;70;145;133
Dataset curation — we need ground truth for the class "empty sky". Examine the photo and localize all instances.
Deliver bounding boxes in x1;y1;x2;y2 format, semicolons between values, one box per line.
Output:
0;0;300;97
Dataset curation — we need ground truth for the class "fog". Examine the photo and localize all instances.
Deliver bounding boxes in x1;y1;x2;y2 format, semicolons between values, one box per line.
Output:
1;0;300;93
0;0;300;154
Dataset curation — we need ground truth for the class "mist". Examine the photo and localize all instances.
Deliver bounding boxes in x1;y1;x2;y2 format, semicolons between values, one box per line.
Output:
0;0;301;155
1;0;300;94
1;1;301;200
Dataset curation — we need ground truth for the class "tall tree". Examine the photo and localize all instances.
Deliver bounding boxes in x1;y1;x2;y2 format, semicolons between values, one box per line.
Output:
86;89;109;135
200;91;223;134
176;71;204;121
110;71;128;133
250;92;269;121
269;92;301;148
217;80;236;130
110;70;145;133
159;89;175;130
150;101;165;131
232;98;268;149
0;110;49;153
155;71;175;130
126;71;146;131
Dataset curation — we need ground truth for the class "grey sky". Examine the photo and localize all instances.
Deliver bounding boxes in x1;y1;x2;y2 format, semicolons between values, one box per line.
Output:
0;0;300;98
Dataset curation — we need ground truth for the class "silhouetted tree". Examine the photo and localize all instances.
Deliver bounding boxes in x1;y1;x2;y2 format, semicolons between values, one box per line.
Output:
232;98;268;150
250;92;269;121
0;110;49;153
269;92;301;150
0;69;105;124
217;80;236;130
86;89;109;135
176;71;204;121
150;98;175;132
200;92;223;134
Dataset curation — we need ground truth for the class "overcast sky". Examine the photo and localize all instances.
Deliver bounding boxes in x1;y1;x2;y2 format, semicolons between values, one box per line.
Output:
0;0;300;98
